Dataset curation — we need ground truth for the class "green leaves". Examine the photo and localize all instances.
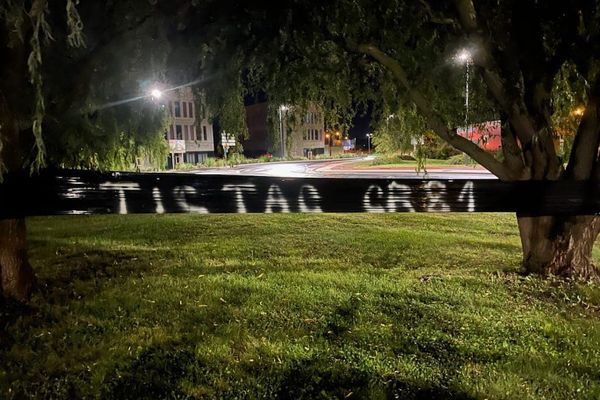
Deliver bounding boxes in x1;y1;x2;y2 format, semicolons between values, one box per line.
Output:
66;0;85;48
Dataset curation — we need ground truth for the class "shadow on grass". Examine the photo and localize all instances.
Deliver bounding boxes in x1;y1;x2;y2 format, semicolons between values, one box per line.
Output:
100;339;477;399
322;294;361;339
28;243;160;304
0;299;37;349
102;341;201;399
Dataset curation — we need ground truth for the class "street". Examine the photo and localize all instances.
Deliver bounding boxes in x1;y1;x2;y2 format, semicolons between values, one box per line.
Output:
188;157;496;179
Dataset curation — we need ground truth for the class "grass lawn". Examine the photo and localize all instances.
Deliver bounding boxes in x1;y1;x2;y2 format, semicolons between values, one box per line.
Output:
348;157;471;170
1;213;600;399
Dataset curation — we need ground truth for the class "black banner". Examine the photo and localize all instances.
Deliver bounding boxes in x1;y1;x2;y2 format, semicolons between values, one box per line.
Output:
0;170;599;218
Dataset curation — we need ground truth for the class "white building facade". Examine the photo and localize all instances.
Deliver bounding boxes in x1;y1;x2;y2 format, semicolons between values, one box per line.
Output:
286;106;326;158
165;87;215;167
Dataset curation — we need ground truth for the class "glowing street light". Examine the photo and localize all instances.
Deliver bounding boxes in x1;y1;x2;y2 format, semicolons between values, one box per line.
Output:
456;49;471;64
366;133;373;153
278;105;289;158
456;49;472;165
150;88;162;100
572;106;585;117
455;49;472;129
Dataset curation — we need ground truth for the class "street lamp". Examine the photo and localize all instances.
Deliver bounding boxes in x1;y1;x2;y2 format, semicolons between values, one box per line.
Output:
366;133;373;153
455;49;472;134
150;88;162;100
325;133;332;157
278;105;289;158
455;49;472;164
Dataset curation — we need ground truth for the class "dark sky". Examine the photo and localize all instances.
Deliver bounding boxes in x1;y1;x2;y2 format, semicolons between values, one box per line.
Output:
348;103;373;147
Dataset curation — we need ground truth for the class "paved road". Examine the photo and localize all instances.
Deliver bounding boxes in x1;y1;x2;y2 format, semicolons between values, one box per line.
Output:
188;158;496;179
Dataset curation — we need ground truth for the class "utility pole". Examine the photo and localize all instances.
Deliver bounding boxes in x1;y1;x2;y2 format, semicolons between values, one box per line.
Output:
456;49;472;165
278;105;288;158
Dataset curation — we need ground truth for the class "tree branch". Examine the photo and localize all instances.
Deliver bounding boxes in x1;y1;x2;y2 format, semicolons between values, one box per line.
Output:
452;0;533;144
357;43;513;180
452;0;562;179
500;118;527;176
566;76;600;180
417;0;457;26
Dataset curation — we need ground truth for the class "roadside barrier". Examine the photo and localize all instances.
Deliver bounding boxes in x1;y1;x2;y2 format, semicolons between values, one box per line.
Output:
0;170;599;218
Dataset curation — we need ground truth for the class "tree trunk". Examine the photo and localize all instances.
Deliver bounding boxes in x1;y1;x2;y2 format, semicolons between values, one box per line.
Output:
517;214;600;279
0;219;35;302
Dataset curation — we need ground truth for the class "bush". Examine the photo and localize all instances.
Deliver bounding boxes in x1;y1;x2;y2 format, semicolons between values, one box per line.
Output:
174;163;197;170
371;154;415;166
258;154;273;163
447;154;467;165
202;157;217;167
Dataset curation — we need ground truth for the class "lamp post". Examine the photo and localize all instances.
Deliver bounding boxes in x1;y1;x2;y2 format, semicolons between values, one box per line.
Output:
326;133;332;157
386;114;394;131
150;88;162;100
366;133;372;153
278;105;288;158
456;49;472;164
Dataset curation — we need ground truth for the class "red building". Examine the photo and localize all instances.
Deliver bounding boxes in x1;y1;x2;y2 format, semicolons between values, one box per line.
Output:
456;120;501;151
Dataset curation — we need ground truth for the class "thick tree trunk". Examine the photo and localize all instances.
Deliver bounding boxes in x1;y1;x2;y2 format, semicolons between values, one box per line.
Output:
517;214;600;279
0;218;35;301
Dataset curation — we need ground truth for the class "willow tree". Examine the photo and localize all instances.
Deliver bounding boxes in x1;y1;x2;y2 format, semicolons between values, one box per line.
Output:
351;0;600;279
0;1;175;300
2;0;600;301
188;0;600;279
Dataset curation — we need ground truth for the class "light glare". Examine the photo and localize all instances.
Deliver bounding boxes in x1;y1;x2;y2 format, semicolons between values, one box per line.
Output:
150;88;162;99
456;49;471;64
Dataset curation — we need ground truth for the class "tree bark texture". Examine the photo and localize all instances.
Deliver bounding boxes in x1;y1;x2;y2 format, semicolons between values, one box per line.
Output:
518;215;600;279
0;219;35;301
0;36;36;302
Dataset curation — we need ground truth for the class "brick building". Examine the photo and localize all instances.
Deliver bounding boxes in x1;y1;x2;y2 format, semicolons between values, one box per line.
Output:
243;102;326;158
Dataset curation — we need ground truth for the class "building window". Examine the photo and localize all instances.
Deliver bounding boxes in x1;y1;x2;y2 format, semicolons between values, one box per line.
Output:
305;112;314;124
169;125;174;140
305;128;319;141
304;112;318;124
174;102;181;117
176;125;182;140
184;125;189;140
183;102;188;118
188;102;193;118
203;125;207;141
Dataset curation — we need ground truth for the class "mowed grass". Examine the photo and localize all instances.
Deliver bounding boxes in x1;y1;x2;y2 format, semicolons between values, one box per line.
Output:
348;157;465;169
1;213;600;399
